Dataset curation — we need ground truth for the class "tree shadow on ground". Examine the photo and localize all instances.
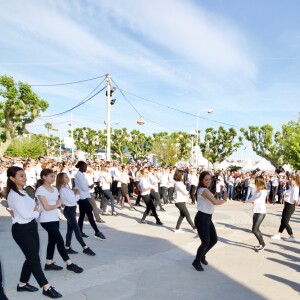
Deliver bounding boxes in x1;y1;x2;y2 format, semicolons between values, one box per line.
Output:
265;274;300;294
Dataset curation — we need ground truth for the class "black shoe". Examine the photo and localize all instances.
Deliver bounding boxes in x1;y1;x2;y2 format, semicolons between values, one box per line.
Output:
95;232;106;240
192;260;204;271
66;263;84;273
42;286;62;298
81;232;89;238
65;247;78;254
83;247;96;256
0;288;8;300
44;263;63;271
17;283;39;292
156;220;163;226
200;257;208;265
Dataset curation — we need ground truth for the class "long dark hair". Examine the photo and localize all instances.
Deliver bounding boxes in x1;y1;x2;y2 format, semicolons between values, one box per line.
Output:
197;171;211;191
6;166;25;198
36;168;54;189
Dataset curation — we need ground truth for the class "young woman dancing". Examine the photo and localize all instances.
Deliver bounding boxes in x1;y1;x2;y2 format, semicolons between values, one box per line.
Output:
56;172;96;256
271;175;300;242
192;171;227;272
6;166;62;298
35;169;84;274
245;176;268;252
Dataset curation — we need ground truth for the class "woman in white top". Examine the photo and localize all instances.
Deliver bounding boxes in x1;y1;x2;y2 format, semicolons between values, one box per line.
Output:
193;171;227;272
120;165;135;210
173;170;195;232
139;168;163;225
6;166;62;298
272;175;300;242
36;169;83;274
56;173;96;256
245;176;268;251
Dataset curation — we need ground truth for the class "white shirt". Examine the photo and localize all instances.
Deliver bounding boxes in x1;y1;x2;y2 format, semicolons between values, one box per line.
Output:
101;171;112;190
284;187;299;205
7;190;39;224
168;173;175;188
139;177;151;195
159;173;169;187
148;172;159;192
59;185;80;207
197;188;215;215
35;186;60;223
190;174;198;186
174;181;189;203
245;189;267;214
74;171;90;199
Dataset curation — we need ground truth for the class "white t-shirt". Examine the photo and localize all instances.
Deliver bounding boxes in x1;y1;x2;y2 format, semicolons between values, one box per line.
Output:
197;187;215;215
245;189;267;214
36;186;60;223
284;187;299;205
101;172;112;190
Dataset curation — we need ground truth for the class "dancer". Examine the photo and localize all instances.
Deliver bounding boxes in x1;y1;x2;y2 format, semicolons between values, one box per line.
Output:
6;166;62;298
271;175;300;241
189;169;198;205
0;261;8;300
74;161;106;240
245;176;268;252
192;171;227;272
173;170;195;232
35;169;84;274
139;168;163;225
120;165;135;210
56;173;96;256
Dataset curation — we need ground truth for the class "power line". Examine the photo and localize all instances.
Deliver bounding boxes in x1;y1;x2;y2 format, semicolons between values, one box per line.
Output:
120;89;242;128
30;75;106;87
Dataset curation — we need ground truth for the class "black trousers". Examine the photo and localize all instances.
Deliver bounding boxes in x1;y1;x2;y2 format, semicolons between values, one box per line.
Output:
63;206;86;248
175;202;194;230
252;213;266;247
78;199;100;234
111;180;118;196
161;187;168;204
194;211;217;262
168;187;174;202
102;189;116;213
134;181;142;205
190;185;197;204
142;194;160;222
41;221;70;262
150;189;163;210
12;220;48;287
279;202;295;235
271;186;278;203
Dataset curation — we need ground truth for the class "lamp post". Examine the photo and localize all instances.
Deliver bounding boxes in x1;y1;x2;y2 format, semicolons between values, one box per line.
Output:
189;129;197;166
195;108;213;168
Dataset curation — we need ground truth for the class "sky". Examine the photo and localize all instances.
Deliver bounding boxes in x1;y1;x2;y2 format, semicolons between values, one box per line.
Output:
0;0;299;159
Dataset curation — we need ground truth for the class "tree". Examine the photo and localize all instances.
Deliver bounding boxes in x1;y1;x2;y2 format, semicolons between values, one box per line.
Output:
200;126;243;170
127;130;153;161
281;117;300;170
73;127;105;158
151;138;178;166
0;75;48;157
5;134;46;158
110;128;130;163
169;131;192;161
241;125;284;168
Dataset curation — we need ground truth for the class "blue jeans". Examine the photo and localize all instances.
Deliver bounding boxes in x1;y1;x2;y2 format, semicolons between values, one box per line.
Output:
245;187;252;201
227;185;233;199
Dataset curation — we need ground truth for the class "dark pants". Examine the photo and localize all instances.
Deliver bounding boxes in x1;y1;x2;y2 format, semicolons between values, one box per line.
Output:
0;261;8;300
150;189;163;210
63;206;86;248
190;185;197;204
194;211;218;263
252;213;266;247
102;189;116;213
78;199;100;234
168;187;174;202
142;194;160;222
12;220;48;287
134;181;142;205
175;202;194;230
40;221;69;262
272;186;278;203
111;180;118;196
161;187;168;204
279;202;295;235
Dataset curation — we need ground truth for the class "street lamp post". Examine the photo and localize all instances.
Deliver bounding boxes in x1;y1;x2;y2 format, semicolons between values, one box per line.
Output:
195;108;213;168
189;130;197;166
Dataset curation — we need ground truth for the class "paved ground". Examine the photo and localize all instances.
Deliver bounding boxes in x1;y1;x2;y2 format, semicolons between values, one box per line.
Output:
1;199;300;300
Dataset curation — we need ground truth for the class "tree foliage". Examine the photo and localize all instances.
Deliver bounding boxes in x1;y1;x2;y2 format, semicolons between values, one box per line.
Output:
169;131;192;161
0;75;48;157
200;126;243;168
151;138;178;166
110;128;130;163
241;125;284;168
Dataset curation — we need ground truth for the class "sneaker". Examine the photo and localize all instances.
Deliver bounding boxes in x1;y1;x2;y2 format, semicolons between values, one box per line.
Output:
66;263;84;274
174;229;184;233
257;245;265;252
65;247;78;254
44;263;63;271
254;245;262;250
192;260;204;271
286;236;296;242
95;232;106;240
102;212;109;215
42;286;62;298
200;257;208;265
17;283;39;292
271;234;281;240
140;219;147;224
81;232;89;238
83;247;96;256
112;212;118;216
156;220;163;226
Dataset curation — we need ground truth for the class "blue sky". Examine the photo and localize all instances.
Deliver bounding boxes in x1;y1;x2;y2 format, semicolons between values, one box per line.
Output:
0;0;299;159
